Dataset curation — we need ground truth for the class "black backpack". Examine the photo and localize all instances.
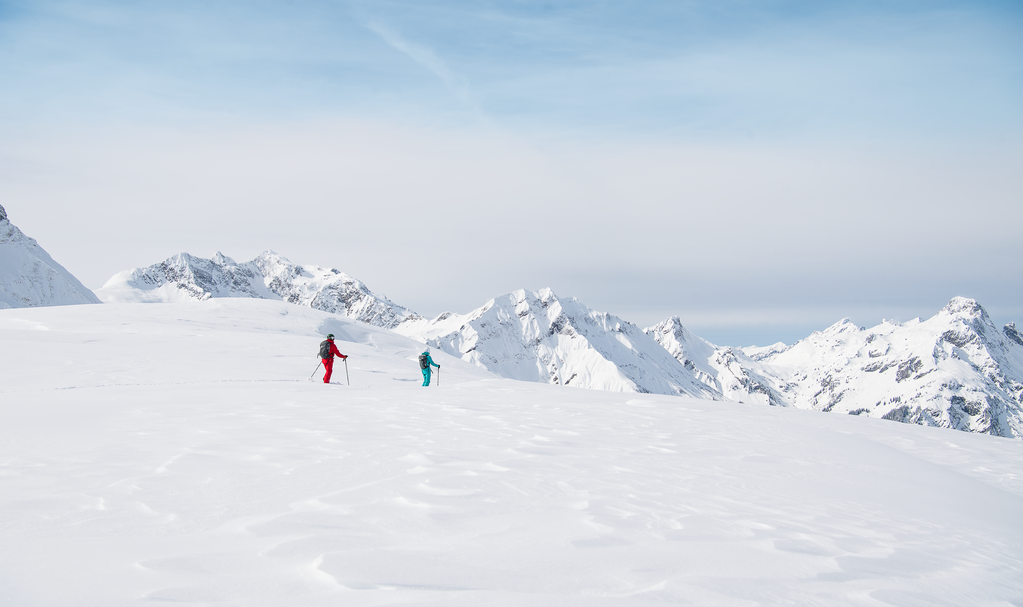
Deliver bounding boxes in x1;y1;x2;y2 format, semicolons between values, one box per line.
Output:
418;354;429;369
319;340;332;359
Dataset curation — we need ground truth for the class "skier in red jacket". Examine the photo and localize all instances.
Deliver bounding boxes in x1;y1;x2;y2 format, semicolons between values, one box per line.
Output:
319;334;348;384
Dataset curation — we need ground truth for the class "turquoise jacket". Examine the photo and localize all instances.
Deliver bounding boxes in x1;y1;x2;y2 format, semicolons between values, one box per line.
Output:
422;352;440;369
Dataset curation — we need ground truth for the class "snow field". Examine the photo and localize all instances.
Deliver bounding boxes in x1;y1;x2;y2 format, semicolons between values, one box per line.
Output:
2;300;1022;606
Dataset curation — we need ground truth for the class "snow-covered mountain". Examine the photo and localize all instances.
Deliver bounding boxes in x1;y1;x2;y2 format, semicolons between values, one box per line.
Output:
95;251;419;329
644;298;1023;438
644;316;787;406
746;297;1023;438
395;287;721;399
0;204;101;309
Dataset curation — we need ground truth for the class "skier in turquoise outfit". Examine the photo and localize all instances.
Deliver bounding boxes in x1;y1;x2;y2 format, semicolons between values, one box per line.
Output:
418;348;440;386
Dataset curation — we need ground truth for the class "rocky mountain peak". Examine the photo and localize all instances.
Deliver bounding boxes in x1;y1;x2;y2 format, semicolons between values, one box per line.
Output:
253;250;286;264
1004;323;1023;348
942;296;986;319
937;297;999;349
655;315;684;329
211;251;237;265
648;316;698;346
821;318;862;336
0;204;7;222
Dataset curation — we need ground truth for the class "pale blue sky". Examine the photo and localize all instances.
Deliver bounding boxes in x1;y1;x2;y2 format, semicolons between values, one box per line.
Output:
2;0;1021;345
4;0;1020;137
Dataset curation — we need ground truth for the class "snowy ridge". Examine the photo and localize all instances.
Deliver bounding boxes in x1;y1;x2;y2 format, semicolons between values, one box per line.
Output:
749;297;1023;437
96;250;419;328
0;204;101;309
643;299;1023;438
396;287;721;398
644;316;787;406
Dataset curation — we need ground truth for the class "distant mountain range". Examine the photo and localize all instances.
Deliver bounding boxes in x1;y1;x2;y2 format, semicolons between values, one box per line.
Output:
95;250;419;329
2;236;1020;439
749;298;1023;437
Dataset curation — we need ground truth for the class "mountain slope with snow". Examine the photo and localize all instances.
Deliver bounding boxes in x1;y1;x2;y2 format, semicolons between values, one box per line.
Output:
645;299;1023;438
644;316;788;406
2;299;1022;606
748;297;1023;437
396;288;721;399
95;250;419;328
0;204;102;309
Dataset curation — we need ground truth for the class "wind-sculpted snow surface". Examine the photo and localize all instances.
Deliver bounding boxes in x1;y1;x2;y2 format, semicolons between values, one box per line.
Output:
748;297;1023;438
0;204;102;309
2;299;1022;605
396;288;721;398
96;250;418;328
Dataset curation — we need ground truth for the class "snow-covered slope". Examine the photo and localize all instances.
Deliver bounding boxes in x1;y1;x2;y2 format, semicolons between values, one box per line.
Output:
2;299;1022;606
746;297;1023;438
0;204;102;309
96;250;419;328
396;288;720;399
644;316;787;406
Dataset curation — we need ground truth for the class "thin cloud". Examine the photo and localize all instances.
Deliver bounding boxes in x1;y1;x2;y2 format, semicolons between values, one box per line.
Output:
352;7;487;124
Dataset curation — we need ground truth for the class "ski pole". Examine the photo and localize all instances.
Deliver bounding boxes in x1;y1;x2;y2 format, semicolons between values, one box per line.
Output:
309;362;322;380
437;367;440;386
344;357;350;386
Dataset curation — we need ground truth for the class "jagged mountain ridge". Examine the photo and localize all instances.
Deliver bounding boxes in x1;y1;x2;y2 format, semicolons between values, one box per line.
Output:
644;298;1023;438
0;204;101;309
95;251;419;329
749;297;1023;437
395;288;721;399
644;316;787;406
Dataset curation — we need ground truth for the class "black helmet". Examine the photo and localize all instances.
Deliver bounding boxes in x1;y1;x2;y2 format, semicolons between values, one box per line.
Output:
327;334;335;340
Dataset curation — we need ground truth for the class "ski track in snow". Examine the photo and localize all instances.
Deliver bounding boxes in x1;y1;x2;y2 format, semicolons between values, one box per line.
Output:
2;300;1023;606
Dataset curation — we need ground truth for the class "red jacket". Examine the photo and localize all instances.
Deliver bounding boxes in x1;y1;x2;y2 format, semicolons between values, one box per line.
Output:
325;340;347;359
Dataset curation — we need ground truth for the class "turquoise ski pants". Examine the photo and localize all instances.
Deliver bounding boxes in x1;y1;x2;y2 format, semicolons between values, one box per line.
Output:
422;368;432;386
